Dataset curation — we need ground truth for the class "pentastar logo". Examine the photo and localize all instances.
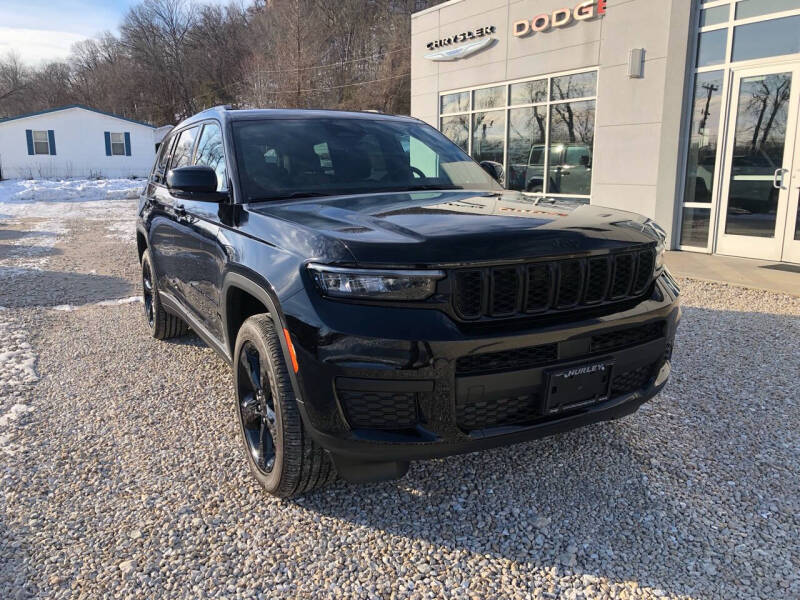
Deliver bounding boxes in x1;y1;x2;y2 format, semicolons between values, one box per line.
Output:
513;0;607;37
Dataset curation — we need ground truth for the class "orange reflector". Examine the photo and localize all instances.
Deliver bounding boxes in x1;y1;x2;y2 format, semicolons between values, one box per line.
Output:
283;328;299;373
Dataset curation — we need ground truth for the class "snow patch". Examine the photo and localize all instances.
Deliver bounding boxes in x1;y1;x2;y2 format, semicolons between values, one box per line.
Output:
0;178;139;230
0;314;38;386
95;296;143;306
0;403;34;428
105;220;135;241
0;178;142;206
50;296;143;312
0;311;39;454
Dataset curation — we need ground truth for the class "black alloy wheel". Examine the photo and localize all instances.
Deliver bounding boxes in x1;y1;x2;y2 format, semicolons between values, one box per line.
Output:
236;341;278;474
142;259;155;329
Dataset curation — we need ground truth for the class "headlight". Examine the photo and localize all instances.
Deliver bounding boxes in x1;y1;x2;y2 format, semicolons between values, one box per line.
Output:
308;264;445;301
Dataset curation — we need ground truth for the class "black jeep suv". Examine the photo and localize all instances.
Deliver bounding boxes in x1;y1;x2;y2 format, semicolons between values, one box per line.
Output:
137;107;680;497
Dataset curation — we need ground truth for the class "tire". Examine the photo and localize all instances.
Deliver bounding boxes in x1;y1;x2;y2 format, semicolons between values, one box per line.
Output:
233;314;336;498
141;249;189;340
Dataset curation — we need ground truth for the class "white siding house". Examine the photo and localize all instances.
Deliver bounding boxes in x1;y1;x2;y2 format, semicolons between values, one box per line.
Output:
0;105;157;179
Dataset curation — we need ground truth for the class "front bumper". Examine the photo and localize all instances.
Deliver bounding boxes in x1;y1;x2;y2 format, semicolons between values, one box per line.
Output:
286;271;680;470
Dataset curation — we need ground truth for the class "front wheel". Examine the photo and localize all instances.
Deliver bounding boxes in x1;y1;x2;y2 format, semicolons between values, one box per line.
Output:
233;314;336;498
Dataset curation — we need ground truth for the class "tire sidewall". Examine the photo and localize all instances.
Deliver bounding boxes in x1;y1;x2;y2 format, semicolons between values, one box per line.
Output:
233;316;290;493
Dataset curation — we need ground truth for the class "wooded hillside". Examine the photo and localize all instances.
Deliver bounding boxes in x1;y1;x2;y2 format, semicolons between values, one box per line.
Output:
0;0;444;126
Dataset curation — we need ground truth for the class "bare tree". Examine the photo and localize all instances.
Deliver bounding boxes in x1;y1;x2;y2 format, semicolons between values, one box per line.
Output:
0;53;27;103
0;0;451;124
120;0;199;121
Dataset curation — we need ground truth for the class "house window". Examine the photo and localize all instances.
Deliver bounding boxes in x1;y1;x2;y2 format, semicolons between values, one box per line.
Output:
32;130;50;155
110;133;126;156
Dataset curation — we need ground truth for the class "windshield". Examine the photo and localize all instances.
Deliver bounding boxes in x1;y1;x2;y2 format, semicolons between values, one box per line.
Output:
232;117;501;201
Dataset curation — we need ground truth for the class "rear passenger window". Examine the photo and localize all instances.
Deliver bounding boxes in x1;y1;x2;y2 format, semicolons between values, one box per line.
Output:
170;127;198;170
193;123;228;191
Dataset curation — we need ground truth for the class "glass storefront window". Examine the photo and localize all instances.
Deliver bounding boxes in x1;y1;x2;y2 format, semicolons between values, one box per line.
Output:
680;207;711;247
550;72;597;101
440;115;469;153
473;86;505;110
736;0;800;20
510;80;547;105
438;69;597;198
683;71;724;204
548;100;595;196
471;110;505;165
697;29;727;66
732;15;800;62
440;91;469;114
700;5;730;27
507;106;547;192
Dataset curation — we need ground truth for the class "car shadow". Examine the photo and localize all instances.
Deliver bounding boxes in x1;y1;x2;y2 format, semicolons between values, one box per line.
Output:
0;244;63;260
0;228;47;242
163;333;205;348
0;267;136;308
293;305;800;598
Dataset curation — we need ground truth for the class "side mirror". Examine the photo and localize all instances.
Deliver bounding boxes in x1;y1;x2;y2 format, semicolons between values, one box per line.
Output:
167;166;223;199
480;160;505;185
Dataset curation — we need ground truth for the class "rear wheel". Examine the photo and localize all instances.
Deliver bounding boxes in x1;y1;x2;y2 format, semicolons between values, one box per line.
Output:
141;249;188;340
233;314;336;498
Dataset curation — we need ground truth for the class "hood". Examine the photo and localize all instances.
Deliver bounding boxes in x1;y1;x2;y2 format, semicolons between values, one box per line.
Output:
249;190;661;265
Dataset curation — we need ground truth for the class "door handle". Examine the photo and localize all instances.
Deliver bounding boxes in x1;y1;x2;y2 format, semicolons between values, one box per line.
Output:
773;168;789;190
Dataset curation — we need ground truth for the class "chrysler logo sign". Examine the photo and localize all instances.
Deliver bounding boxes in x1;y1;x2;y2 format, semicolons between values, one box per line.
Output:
425;26;496;61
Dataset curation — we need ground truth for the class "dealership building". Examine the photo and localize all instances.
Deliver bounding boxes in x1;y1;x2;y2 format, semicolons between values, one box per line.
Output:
411;0;800;264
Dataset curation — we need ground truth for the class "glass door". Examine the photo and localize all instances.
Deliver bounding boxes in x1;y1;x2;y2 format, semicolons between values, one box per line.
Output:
783;117;800;263
716;64;800;261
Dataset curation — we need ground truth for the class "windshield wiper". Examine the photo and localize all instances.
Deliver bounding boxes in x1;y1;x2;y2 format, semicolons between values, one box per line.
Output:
397;184;463;192
249;185;464;202
249;191;333;202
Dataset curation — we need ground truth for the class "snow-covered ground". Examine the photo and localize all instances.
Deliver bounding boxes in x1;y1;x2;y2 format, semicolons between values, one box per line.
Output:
0;308;38;455
0;178;141;271
0;178;143;212
0;179;143;453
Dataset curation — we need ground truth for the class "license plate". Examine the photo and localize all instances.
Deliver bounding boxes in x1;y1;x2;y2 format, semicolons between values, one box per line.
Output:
544;360;613;415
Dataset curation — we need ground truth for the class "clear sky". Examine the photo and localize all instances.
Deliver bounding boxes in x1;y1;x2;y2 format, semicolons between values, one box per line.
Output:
0;0;228;66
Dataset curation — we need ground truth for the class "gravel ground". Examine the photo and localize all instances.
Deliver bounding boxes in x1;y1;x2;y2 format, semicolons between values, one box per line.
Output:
1;209;799;599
